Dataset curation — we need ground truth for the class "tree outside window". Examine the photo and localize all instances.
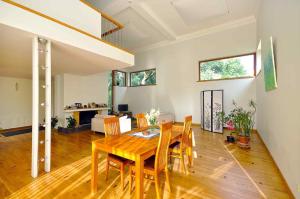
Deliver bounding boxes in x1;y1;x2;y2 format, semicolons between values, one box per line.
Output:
199;53;256;81
113;70;126;86
130;69;156;86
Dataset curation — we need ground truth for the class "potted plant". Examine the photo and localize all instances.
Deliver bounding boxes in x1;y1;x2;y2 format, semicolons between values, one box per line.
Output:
66;116;77;131
220;100;256;148
238;100;256;147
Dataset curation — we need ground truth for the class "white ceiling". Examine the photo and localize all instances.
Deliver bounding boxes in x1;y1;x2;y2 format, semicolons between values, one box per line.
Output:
88;0;260;51
0;1;260;78
0;23;127;79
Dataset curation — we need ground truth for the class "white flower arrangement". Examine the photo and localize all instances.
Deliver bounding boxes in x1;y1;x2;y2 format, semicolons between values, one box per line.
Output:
145;109;160;126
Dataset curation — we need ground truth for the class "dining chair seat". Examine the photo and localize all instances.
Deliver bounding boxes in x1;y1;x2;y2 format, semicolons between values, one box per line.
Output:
129;155;156;172
169;141;190;164
169;141;180;150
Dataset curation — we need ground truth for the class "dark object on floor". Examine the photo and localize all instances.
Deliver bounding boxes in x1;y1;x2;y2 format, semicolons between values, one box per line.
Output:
2;126;44;137
226;135;235;143
58;124;91;134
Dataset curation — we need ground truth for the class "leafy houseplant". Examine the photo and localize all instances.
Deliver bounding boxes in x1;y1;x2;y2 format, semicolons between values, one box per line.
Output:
66;116;76;129
220;100;256;147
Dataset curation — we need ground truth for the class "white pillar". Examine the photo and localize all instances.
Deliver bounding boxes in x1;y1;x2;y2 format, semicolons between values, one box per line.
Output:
31;36;39;178
45;40;51;172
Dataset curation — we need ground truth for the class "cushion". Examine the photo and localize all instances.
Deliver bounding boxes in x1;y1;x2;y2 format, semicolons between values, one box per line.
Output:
119;115;128;120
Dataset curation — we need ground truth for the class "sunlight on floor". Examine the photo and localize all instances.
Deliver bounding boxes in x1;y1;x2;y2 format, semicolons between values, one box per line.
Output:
192;130;196;147
1;129;289;199
209;161;234;180
7;156;105;199
221;140;268;199
193;151;197;158
174;186;201;198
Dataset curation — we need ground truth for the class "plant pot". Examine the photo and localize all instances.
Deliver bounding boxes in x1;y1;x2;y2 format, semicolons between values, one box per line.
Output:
238;136;250;149
239;136;250;143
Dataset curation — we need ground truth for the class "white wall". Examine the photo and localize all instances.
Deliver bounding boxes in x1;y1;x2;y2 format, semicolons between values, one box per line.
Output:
256;0;300;197
0;1;134;67
113;86;128;111
54;74;64;127
0;76;45;129
63;73;108;106
13;0;101;37
54;73;108;127
120;23;257;124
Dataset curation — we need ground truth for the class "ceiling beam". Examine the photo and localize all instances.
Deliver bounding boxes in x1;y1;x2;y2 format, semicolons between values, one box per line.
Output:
130;1;177;40
100;0;130;16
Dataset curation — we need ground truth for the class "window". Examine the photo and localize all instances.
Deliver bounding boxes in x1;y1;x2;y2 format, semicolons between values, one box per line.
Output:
113;70;126;87
199;53;256;81
108;72;112;109
256;41;262;76
130;69;156;87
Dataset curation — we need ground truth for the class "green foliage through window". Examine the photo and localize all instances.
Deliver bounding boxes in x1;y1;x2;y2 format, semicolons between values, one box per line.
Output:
108;71;112;109
199;54;255;81
113;70;126;86
130;69;156;86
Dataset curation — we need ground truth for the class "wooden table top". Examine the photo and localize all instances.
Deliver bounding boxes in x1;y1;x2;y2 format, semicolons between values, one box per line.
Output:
93;125;183;161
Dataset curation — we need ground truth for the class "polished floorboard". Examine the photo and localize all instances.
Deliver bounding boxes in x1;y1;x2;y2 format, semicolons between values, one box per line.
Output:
0;127;293;199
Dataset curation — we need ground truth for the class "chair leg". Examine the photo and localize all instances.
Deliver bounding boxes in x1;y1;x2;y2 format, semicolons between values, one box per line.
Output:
120;163;124;190
187;147;193;167
129;166;133;194
154;173;161;199
168;153;172;165
105;159;109;181
165;167;171;192
180;154;186;175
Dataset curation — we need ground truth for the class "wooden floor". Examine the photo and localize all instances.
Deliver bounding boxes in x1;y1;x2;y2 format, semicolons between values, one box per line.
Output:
0;127;293;199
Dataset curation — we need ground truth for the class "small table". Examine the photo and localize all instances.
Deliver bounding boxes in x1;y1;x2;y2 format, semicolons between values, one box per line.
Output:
91;125;183;199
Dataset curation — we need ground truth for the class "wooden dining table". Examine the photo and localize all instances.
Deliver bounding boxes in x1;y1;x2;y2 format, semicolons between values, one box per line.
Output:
91;125;183;199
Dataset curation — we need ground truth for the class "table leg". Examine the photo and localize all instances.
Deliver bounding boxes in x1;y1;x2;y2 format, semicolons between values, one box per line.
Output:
135;155;144;199
91;143;98;194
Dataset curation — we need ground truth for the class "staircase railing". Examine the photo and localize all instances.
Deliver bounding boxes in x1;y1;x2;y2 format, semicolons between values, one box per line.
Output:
101;14;124;49
80;0;125;50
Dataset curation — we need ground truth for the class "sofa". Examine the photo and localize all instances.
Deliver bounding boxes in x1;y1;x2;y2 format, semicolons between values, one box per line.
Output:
91;114;131;133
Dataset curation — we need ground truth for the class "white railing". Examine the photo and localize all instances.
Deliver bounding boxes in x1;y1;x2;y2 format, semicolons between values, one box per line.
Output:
101;16;124;49
81;0;125;49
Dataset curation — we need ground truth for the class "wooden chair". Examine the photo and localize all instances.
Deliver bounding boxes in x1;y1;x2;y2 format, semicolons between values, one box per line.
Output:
169;115;192;174
104;117;130;190
129;122;172;199
135;113;148;128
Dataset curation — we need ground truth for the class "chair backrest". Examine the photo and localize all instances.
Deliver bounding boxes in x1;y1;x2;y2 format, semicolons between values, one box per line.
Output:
155;122;172;172
104;116;121;137
136;113;148;128
181;115;192;148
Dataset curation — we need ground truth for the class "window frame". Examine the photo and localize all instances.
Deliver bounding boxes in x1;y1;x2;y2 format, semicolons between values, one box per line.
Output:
129;68;157;87
198;52;257;82
256;41;262;77
112;70;127;87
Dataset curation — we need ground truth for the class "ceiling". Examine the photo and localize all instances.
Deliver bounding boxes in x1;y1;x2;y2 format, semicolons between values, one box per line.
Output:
87;0;260;51
0;23;128;79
